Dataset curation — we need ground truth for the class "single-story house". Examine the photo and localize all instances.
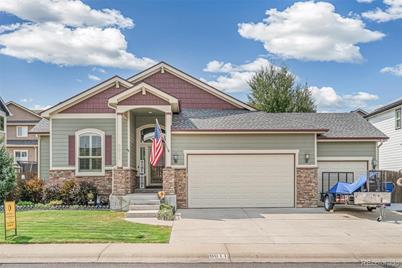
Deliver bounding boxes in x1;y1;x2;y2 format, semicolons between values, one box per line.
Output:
33;62;387;210
365;98;402;171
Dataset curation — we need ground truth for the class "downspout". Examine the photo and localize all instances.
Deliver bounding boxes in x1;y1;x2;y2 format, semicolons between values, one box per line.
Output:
375;140;384;170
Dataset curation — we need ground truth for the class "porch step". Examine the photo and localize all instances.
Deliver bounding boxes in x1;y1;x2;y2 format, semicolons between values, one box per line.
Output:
129;204;160;210
126;210;159;218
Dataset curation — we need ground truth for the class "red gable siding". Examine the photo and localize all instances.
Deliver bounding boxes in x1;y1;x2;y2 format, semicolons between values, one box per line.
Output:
61;70;242;113
119;92;169;106
61;85;127;113
141;72;239;109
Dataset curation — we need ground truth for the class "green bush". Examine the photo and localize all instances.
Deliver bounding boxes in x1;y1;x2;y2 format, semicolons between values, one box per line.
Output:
17;200;34;206
0;146;16;202
75;181;98;205
17;177;44;203
43;184;61;203
157;203;175;221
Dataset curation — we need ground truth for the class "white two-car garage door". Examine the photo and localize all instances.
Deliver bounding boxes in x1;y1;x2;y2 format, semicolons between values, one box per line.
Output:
187;153;295;208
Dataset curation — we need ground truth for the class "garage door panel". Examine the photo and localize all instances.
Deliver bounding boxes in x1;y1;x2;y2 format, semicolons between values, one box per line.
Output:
188;154;295;208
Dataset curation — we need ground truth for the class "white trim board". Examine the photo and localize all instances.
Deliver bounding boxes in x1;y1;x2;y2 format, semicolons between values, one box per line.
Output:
41;76;133;118
51;113;116;119
108;82;180;112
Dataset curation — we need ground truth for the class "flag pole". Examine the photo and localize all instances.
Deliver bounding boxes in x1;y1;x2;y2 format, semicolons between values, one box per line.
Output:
156;118;170;152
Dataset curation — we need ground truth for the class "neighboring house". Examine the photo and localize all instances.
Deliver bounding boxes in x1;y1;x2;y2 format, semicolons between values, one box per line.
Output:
35;62;387;210
366;98;402;171
0;97;11;146
6;101;42;165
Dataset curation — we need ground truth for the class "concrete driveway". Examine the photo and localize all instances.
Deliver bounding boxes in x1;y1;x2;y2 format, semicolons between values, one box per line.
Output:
170;207;402;244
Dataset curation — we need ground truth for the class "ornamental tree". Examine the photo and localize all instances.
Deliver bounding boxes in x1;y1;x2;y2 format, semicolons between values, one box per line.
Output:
0;145;16;203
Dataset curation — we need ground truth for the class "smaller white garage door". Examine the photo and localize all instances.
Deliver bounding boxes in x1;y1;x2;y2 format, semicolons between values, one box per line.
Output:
317;161;368;196
187;153;295;208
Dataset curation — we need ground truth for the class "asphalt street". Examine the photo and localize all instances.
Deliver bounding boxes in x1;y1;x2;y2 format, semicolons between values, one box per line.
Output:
0;263;399;268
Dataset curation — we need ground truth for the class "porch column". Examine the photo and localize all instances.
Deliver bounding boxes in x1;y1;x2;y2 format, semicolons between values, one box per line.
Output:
165;112;172;167
116;112;123;167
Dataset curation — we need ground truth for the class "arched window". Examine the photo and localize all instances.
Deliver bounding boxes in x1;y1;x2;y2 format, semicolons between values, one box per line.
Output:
75;129;104;175
140;127;165;143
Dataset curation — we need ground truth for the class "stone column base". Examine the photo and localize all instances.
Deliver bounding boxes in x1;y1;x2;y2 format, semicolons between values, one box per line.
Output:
296;167;318;208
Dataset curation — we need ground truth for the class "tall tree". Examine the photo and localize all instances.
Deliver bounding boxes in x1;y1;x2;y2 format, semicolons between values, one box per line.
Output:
248;66;316;113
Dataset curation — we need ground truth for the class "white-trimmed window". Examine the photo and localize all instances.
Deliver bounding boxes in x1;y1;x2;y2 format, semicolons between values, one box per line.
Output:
396;108;401;130
14;150;28;162
16;126;28;137
76;129;104;175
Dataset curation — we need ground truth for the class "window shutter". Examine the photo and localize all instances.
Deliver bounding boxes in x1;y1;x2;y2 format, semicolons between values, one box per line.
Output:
105;135;112;166
68;135;75;166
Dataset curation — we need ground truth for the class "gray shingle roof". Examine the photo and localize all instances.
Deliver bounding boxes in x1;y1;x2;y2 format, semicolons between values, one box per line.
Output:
29;118;49;133
172;109;387;139
7;140;38;146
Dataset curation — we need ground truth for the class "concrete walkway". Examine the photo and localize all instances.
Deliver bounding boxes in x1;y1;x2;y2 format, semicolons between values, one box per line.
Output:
1;207;402;263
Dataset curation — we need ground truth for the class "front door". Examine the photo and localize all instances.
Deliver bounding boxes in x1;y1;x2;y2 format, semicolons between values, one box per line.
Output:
139;143;163;187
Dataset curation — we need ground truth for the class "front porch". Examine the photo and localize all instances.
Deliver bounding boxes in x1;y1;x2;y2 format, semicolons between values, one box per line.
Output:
108;83;178;210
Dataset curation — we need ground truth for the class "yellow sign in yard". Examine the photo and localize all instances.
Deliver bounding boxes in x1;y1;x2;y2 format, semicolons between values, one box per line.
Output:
4;201;17;238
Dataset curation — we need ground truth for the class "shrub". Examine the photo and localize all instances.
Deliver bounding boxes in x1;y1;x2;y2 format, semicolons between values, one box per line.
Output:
17;200;34;207
0;146;16;202
43;184;61;203
157;203;175;221
75;181;98;205
60;180;79;205
19;178;44;203
48;200;63;206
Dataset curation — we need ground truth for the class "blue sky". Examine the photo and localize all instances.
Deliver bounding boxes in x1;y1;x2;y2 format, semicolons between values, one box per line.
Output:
0;0;401;112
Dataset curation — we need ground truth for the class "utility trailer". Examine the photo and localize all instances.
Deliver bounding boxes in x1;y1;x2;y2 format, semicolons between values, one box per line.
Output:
321;171;394;222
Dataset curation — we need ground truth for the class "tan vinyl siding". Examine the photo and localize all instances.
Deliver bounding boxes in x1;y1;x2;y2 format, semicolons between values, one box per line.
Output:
51;118;116;167
317;142;377;160
40;136;50;180
171;133;315;165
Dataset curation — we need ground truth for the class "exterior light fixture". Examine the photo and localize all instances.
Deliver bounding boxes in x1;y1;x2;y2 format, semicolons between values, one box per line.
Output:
304;153;310;164
173;154;178;164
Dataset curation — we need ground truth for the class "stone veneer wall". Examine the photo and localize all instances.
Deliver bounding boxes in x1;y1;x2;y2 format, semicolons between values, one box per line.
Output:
296;167;318;208
48;170;113;203
163;168;187;208
163;167;318;209
112;168;136;196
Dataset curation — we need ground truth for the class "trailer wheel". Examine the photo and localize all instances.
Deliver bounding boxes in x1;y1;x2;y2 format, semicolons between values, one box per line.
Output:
367;206;375;212
324;195;334;212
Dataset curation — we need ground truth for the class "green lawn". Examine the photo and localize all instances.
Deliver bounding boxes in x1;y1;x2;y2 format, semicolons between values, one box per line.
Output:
0;210;171;244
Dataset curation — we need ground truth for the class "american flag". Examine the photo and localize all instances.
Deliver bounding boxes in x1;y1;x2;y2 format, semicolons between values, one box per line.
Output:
150;120;164;167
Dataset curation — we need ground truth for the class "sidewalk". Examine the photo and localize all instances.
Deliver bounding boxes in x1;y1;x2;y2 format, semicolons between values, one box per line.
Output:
1;242;402;263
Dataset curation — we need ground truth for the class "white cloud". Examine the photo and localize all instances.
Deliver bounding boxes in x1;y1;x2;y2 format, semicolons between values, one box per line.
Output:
238;1;384;62
88;74;101;81
380;64;402;76
362;0;402;22
20;98;33;103
0;0;133;28
92;67;107;74
0;23;21;34
31;104;51;110
309;86;379;112
357;0;374;3
0;23;156;69
202;58;275;92
0;0;156;70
